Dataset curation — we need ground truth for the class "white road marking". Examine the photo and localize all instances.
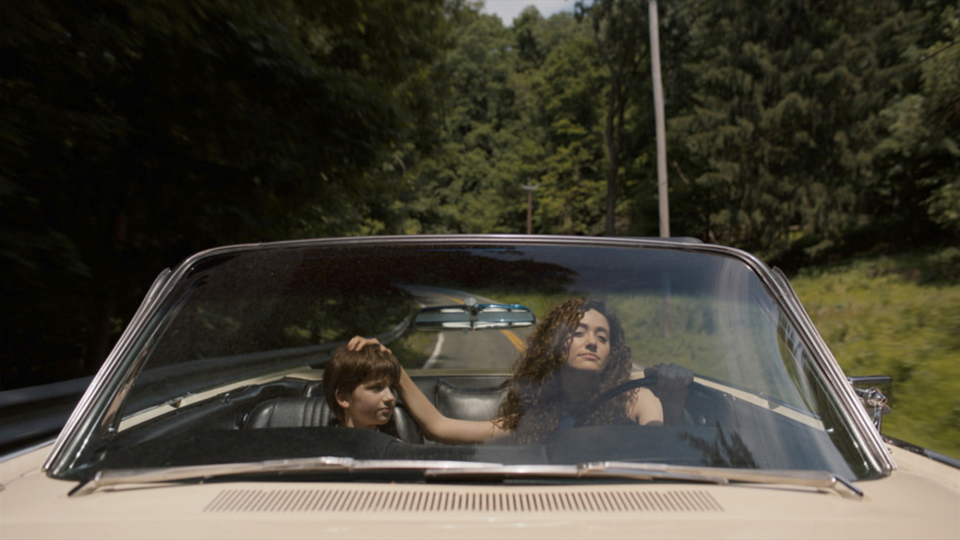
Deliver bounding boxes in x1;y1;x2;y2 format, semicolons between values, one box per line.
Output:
424;332;445;369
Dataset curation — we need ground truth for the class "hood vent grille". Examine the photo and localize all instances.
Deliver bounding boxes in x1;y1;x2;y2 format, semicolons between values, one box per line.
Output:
204;488;723;514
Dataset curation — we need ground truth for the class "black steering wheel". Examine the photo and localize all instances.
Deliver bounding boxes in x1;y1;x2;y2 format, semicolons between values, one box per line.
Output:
572;376;657;427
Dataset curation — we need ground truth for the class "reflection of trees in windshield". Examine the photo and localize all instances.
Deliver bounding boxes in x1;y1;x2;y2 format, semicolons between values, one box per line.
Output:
147;247;577;367
360;247;577;295
153;290;415;366
678;424;759;469
610;294;719;369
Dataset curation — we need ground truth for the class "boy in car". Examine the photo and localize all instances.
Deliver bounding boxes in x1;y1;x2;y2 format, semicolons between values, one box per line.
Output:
322;344;400;433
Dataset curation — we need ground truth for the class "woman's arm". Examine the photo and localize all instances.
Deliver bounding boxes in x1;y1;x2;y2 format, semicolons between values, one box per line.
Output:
629;387;665;426
397;368;506;444
640;363;692;426
347;336;506;444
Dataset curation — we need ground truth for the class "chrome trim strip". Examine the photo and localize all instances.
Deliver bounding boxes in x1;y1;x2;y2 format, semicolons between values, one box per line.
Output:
71;458;863;500
44;268;173;476
71;457;497;497
768;267;894;474
883;436;960;470
1;437;57;464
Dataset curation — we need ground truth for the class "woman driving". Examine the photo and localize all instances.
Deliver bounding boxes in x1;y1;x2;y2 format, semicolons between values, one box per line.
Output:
349;297;691;444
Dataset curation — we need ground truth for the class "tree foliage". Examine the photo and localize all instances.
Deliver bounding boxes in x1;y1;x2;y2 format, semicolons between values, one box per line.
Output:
0;0;450;388
1;0;956;388
875;1;960;236
575;0;651;236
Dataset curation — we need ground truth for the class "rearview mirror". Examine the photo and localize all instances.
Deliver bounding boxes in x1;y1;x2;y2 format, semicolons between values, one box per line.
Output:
414;300;535;331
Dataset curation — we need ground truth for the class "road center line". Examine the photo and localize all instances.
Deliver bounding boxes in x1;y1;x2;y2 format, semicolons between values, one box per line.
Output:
500;330;525;352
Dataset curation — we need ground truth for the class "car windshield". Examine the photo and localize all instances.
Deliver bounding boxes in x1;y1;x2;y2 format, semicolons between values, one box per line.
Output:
60;239;880;482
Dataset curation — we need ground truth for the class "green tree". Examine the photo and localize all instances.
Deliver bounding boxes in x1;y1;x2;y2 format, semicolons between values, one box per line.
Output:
533;25;608;234
0;0;451;388
669;0;924;260
384;7;519;234
874;1;960;238
575;0;652;236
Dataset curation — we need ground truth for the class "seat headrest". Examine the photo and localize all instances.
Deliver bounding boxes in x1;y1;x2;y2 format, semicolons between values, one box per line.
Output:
435;378;508;422
245;396;423;444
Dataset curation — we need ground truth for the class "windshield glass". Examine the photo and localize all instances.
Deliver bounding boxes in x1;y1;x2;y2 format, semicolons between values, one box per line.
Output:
75;240;877;481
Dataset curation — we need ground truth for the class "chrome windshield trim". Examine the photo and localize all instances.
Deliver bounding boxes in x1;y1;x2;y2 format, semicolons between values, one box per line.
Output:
45;235;892;479
588;462;864;500
769;267;894;474
72;458;862;501
427;462;863;500
44;268;173;477
425;463;729;485
144;234;722;264
71;457;497;497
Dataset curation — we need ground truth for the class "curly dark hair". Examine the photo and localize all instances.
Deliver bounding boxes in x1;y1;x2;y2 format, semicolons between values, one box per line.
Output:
497;297;633;443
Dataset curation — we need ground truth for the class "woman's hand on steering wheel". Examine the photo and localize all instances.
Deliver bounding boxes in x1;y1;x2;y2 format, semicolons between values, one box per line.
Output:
644;363;693;425
566;364;695;427
644;363;694;400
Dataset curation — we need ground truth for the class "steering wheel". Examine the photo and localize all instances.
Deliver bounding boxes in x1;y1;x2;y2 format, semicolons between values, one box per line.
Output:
572;376;657;427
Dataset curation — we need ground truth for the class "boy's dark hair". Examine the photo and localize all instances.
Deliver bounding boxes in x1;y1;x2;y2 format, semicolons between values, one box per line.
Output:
322;344;400;424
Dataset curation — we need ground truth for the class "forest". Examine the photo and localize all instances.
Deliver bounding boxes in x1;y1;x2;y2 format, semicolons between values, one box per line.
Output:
1;0;957;400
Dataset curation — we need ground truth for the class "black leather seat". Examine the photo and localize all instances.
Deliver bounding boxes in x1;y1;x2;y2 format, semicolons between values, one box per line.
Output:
263;375;511;444
435;378;508;421
244;396;423;444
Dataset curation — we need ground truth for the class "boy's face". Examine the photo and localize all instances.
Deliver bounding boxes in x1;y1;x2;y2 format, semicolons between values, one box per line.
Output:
336;378;396;429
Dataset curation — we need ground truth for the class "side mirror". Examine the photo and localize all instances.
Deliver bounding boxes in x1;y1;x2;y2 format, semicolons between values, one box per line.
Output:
848;376;892;432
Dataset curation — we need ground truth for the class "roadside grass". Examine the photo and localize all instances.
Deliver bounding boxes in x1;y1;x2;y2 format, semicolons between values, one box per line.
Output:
390;330;437;370
789;248;960;459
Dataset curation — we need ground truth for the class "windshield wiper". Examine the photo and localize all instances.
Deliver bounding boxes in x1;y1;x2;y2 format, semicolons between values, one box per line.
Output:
70;457;498;497
425;462;863;500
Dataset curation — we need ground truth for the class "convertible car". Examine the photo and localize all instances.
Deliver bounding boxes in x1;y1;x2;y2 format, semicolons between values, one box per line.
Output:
2;235;958;539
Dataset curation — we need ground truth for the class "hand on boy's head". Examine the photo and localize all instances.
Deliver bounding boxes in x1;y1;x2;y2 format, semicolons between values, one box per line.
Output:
348;336;392;354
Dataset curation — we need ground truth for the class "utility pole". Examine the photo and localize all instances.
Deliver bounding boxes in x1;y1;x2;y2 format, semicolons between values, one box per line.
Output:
649;0;670;237
521;183;539;234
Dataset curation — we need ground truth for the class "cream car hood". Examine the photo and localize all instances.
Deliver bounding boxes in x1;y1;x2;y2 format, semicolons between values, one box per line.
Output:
2;444;958;540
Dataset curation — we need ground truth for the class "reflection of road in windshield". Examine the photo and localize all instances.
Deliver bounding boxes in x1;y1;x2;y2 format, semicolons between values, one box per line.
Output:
405;286;531;371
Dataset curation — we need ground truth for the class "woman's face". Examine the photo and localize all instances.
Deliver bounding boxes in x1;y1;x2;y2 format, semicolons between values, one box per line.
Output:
563;309;611;373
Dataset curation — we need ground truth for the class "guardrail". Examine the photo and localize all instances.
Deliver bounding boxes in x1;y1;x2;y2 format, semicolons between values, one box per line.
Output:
0;376;92;456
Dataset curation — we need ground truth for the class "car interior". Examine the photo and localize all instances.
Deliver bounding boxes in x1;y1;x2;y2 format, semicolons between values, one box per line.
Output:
87;364;862;485
243;375;512;445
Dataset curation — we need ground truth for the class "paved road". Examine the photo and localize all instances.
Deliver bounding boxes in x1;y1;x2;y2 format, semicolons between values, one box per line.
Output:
402;286;532;371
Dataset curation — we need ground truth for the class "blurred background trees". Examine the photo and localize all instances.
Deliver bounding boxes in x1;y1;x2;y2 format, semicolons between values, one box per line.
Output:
0;0;452;387
1;0;957;388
